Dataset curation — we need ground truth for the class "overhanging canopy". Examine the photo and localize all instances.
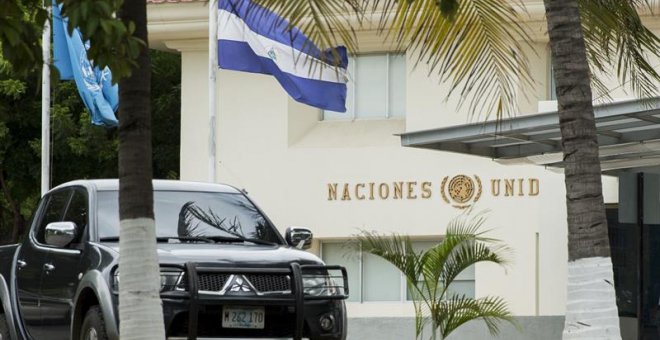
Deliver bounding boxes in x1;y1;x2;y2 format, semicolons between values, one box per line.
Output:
400;98;660;174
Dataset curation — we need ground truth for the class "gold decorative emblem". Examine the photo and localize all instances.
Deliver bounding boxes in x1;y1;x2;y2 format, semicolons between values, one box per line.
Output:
441;174;482;209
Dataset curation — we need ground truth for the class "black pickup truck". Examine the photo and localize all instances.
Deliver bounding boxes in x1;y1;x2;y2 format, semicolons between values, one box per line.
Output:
0;179;348;340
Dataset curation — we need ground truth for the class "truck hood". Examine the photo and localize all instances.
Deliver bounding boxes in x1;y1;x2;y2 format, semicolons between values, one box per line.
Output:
103;242;324;267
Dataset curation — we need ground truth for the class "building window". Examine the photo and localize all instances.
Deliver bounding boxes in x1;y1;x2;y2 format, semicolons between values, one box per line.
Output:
323;53;406;120
321;242;362;302
321;240;475;303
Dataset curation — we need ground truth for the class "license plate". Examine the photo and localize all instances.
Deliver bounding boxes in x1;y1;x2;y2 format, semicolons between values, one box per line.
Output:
222;306;265;329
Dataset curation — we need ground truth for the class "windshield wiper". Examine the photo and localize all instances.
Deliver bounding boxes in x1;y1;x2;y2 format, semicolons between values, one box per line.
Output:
158;236;215;243
98;236;214;243
204;235;277;246
99;235;274;245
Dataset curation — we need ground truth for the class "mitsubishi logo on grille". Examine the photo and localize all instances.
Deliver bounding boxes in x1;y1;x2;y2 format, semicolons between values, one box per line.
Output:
221;275;257;296
230;276;252;293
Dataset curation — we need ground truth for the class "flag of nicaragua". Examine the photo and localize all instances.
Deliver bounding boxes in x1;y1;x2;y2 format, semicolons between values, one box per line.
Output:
52;2;119;127
217;0;349;112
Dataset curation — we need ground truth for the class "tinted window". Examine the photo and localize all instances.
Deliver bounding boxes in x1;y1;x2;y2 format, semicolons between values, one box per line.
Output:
97;191;280;243
64;190;88;243
36;190;72;243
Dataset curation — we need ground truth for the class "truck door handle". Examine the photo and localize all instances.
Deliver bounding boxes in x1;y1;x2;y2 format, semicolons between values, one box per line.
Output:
17;260;26;269
43;263;55;272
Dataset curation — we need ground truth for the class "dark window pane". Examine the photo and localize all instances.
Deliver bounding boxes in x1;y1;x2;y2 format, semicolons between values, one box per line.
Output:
36;190;72;243
64;190;88;243
97;190;280;243
607;207;638;317
322;242;361;302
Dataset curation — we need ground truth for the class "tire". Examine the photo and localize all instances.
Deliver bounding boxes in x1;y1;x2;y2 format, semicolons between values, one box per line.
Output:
339;300;347;340
0;313;10;340
79;306;109;340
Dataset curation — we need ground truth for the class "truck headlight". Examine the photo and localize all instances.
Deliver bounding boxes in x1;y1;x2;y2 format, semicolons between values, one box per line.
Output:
302;274;338;297
112;268;186;293
160;269;186;292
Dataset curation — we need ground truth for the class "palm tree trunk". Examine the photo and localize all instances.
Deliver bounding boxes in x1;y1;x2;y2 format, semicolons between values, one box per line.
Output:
543;1;620;339
117;1;165;339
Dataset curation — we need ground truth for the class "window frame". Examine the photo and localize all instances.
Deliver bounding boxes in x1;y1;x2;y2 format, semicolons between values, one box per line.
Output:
323;52;406;121
63;188;90;246
320;238;475;303
33;188;73;246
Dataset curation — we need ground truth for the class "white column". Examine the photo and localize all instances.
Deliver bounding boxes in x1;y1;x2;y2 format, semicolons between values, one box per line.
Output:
41;5;51;196
166;40;212;182
208;0;218;183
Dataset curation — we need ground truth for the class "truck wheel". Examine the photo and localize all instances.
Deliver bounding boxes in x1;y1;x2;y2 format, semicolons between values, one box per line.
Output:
80;306;108;340
0;313;10;340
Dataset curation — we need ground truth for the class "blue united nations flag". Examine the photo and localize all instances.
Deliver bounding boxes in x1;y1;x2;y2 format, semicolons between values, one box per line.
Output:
52;2;118;127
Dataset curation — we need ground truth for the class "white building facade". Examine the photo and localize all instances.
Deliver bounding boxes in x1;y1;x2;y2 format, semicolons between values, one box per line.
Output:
146;1;659;339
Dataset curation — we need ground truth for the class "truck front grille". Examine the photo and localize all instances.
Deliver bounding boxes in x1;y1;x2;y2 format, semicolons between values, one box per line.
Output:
187;272;291;294
244;274;290;292
197;273;230;291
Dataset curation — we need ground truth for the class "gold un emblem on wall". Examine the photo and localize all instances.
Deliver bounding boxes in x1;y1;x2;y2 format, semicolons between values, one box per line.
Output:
440;174;482;209
326;175;539;210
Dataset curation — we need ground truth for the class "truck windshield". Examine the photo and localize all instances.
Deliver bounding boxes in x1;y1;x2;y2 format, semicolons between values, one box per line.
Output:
96;190;281;244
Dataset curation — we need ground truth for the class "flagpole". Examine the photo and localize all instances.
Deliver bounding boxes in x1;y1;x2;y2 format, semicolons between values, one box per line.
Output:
41;3;51;196
208;0;218;183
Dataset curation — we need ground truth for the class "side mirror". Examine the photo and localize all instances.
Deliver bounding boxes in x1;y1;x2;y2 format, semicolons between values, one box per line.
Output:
285;227;313;250
45;222;78;248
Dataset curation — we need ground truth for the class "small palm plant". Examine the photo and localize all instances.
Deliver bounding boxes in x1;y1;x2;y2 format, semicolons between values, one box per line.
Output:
358;213;515;340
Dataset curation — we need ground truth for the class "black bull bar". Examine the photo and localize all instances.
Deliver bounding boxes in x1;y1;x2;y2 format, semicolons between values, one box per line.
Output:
163;262;350;340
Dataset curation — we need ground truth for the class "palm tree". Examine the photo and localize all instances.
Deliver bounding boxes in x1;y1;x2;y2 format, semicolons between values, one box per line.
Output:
544;2;617;338
114;1;165;339
358;213;514;340
543;1;659;338
53;1;165;338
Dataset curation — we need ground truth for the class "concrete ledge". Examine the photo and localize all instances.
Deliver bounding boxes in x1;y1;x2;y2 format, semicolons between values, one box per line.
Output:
347;316;564;340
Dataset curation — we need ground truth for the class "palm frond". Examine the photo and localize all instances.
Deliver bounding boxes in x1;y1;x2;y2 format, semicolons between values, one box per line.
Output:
178;201;201;237
415;215;482;286
439;241;510;298
445;209;491;237
358;212;513;338
579;0;660;102
419;212;511;297
177;201;244;237
437;295;516;338
253;0;363;57
372;0;534;120
413;299;432;338
255;0;532;119
358;231;422;283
